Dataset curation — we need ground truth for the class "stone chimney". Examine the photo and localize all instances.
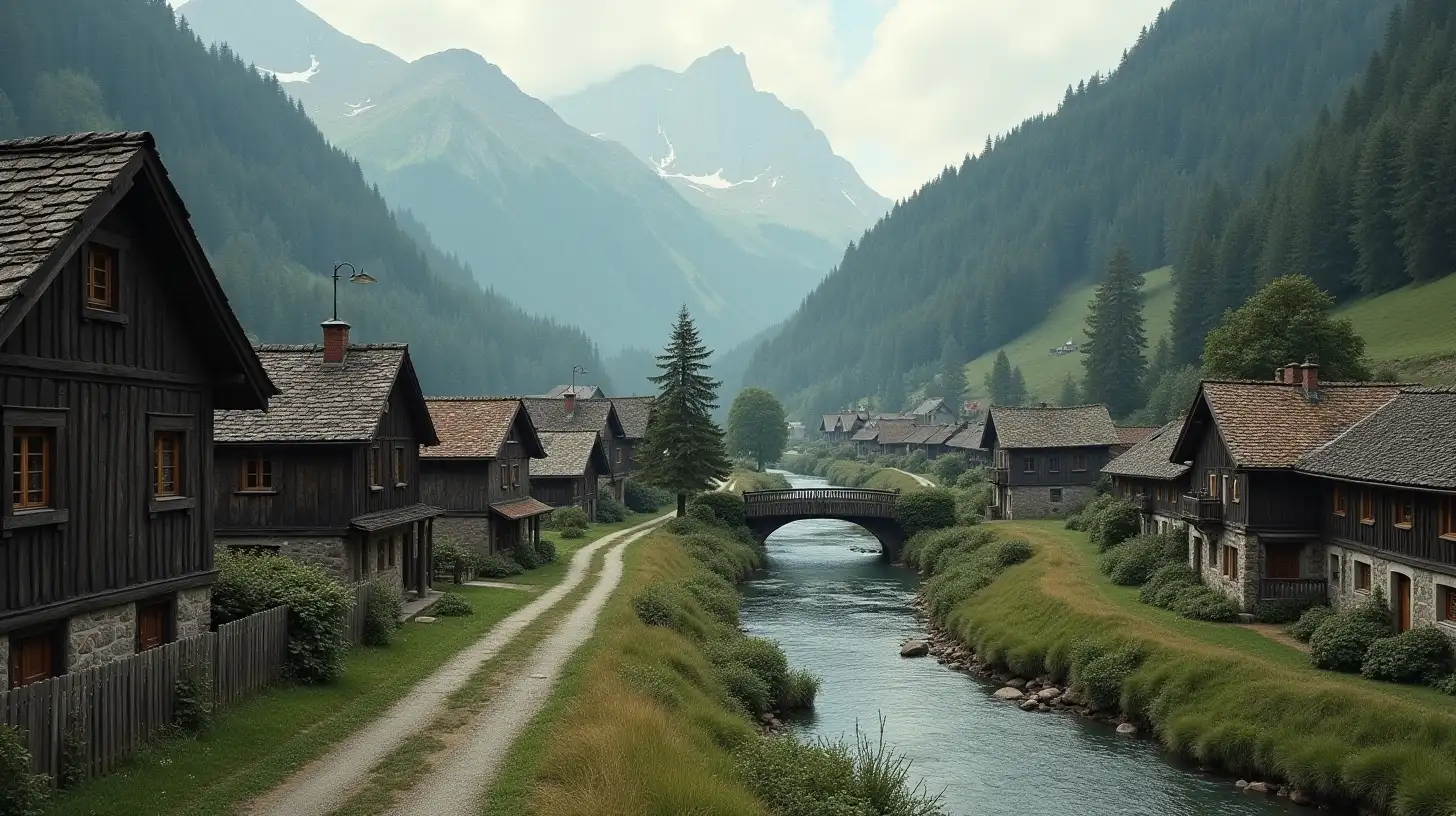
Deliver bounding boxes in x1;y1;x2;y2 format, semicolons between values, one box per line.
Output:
321;319;350;364
564;391;576;416
1301;356;1320;397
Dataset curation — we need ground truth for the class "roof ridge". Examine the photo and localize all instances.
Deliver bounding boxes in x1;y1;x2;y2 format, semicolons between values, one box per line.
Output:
0;131;153;153
426;395;524;402
1202;379;1416;388
993;403;1108;411
254;343;409;352
1400;386;1456;394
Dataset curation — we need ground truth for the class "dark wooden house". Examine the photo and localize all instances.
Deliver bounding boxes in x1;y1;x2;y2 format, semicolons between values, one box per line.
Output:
212;334;441;598
607;395;653;478
820;411;867;442
1103;420;1190;535
911;398;955;426
981;404;1117;519
944;426;988;465
1168;363;1402;611
531;432;610;520
420;398;552;557
0;132;276;689
523;395;627;501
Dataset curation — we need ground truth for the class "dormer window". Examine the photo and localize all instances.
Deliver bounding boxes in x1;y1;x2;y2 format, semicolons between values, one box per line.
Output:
86;244;118;311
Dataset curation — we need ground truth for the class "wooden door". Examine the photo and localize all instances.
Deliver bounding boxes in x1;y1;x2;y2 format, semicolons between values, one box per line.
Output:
137;600;170;652
9;632;56;689
1394;572;1412;632
1265;545;1302;580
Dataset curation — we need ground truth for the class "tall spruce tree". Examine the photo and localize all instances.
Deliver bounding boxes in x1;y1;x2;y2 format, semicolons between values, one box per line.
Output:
938;337;967;415
984;351;1014;405
1169;233;1217;365
1009;366;1028;406
637;307;731;516
1352;116;1410;294
1057;373;1080;407
1081;247;1148;418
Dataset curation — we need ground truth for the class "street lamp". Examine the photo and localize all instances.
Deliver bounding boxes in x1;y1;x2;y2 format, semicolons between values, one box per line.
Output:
571;365;588;394
331;262;376;321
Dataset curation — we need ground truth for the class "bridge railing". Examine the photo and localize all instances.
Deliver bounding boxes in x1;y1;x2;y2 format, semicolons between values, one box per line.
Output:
742;488;900;519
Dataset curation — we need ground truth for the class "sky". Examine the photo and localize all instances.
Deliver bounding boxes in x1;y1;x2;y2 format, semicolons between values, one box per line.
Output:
173;0;1167;199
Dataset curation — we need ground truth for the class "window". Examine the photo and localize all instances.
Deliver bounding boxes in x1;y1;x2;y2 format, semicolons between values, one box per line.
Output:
1022;456;1036;473
1208;538;1218;567
1207;472;1218;496
500;461;510;489
1047;456;1061;473
1355;560;1372;593
1393;495;1414;528
1071;455;1087;472
1443;498;1456;541
511;463;520;489
1050;488;1063;503
393;446;406;486
1230;477;1241;504
1334;488;1347;517
240;453;273;491
1222;545;1239;580
1359;491;1374;525
368;446;381;488
12;428;52;509
615;449;622;465
8;629;59;689
153;431;184;497
137;598;171;653
1442;585;1456;624
85;243;118;310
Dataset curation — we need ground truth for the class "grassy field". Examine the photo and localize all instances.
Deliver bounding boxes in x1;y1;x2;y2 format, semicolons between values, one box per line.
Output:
962;266;1175;403
1337;275;1456;386
948;521;1456;814
730;469;792;492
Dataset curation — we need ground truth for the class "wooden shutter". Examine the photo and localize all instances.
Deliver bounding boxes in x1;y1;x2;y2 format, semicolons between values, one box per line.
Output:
137;600;169;652
9;632;56;689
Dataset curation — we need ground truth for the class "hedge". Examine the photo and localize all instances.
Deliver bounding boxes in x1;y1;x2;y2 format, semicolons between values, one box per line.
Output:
893;488;957;537
212;550;351;684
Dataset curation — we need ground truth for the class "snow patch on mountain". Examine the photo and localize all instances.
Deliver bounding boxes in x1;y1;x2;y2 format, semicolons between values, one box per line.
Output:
260;54;321;84
345;98;375;117
652;126;770;190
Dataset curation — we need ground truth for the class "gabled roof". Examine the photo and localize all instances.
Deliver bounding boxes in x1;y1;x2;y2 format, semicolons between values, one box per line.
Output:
875;419;917;445
820;414;841;433
543;384;607;400
903;426;941;445
490;497;554;520
533;431;609;478
923;426;958;446
1116;426;1160;447
216;344;438;445
851;425;881;443
912;398;949;416
1171;381;1405;469
1103;420;1189;481
946;426;983;450
422;398;545;460
608;396;654;440
0;132;273;408
522;397;626;439
1296;388;1456;491
982;404;1117;450
351;503;442;532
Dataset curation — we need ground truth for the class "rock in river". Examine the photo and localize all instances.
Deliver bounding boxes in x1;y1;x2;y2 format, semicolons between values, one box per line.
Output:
1115;722;1138;736
900;640;930;658
1036;687;1062;702
992;687;1025;701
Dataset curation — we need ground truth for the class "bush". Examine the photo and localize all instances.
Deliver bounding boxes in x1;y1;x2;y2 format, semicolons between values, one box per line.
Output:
431;537;478;582
1173;585;1240;622
662;516;705;536
716;661;772;715
173;671;213;734
1351;589;1392;627
708;636;789;701
894;488;958;537
476;553;523;578
930;456;968;485
1253;597;1323;624
1097;534;1168;586
904;526;995;575
1361;626;1453;685
779;669;821;711
596;495;629;523
433;591;473;617
1064;513;1083;530
213;550;351;684
624;480;673;513
559;525;585;539
1084;497;1141;551
1288;605;1335;643
57;717;85;790
632;582;680;627
534;537;557;564
1309;613;1392;673
362;579;403;646
687;503;717;524
1139;564;1198;606
547;506;589;531
1438;674;1456;696
689;492;747;528
682;572;740;625
0;724;47;815
1073;642;1144;711
513;539;542;570
955;469;985;489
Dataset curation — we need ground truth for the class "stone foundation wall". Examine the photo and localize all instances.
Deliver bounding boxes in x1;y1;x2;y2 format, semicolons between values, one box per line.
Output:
68;602;137;673
222;536;352;583
1145;513;1182;536
1190;527;1261;611
176;587;212;639
1005;484;1095;519
434;516;492;557
1327;546;1456;646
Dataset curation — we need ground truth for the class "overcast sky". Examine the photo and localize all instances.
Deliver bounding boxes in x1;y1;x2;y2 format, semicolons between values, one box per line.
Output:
176;0;1168;199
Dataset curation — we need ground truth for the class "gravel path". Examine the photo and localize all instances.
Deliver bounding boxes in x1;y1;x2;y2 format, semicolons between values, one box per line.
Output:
889;467;935;487
384;524;654;816
245;516;667;816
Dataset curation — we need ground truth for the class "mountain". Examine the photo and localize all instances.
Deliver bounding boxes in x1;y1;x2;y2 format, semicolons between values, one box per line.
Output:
177;0;837;352
552;47;892;250
742;0;1400;419
0;0;605;396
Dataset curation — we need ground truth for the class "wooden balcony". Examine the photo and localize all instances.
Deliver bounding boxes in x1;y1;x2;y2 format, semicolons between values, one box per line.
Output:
1258;578;1328;602
1179;494;1223;525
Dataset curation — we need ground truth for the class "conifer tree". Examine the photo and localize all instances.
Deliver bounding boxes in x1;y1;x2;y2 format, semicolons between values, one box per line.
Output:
637;307;731;516
1169;234;1217;365
1352;116;1410;294
938;337;967;415
1057;374;1079;407
984;351;1014;406
1009;366;1028;406
1081;247;1148;418
882;374;907;415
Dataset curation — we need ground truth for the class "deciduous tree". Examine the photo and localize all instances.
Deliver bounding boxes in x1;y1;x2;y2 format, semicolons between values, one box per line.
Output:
1202;275;1370;381
726;387;789;472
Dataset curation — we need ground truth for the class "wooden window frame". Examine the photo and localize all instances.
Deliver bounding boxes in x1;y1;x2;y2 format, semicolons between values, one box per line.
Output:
1443;498;1456;541
500;461;510;489
8;626;63;689
368;445;382;490
1354;560;1372;593
2;408;69;533
1047;456;1061;474
12;428;52;510
1049;487;1063;503
1206;471;1218;496
85;242;119;311
1359;491;1375;525
1222;545;1239;581
392;445;407;488
148;415;196;514
136;596;174;653
1230;476;1241;504
1393;494;1414;529
511;463;520;489
1022;456;1036;474
1333;488;1347;517
1441;584;1456;624
238;451;275;493
1071;454;1087;472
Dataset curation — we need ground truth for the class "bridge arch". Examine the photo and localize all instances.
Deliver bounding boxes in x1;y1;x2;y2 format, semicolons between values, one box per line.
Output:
743;488;907;561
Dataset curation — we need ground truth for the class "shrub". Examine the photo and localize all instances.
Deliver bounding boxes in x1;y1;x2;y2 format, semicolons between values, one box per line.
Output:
687;503;717;524
1253;597;1322;624
1351;589;1392;627
1139;564;1198;606
1097;534;1168;586
955;468;985;489
1437;674;1456;696
662;516;705;536
689;492;747;528
534;537;558;564
632;583;680;627
1288;605;1335;643
716;661;772;715
952;483;993;525
1173;586;1240;622
559;525;585;539
1361;626;1453;685
362;578;403;646
708;636;789;700
893;488;958;537
1309;613;1392;673
513;539;542;570
682;572;740;625
173;671;213;734
0;724;47;815
213;550;351;684
431;537;478;582
596;495;629;523
904;526;994;575
1064;513;1083;530
930;455;968;485
476;553;523;578
624;480;673;513
547;506;589;531
57;717;85;790
779;669;821;711
1072;642;1144;711
1084;498;1141;551
433;591;473;617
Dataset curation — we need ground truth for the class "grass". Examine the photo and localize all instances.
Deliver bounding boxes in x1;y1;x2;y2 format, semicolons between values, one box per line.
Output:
945;520;1456;814
1337;275;1456;386
864;467;932;492
731;469;792;492
962;266;1174;403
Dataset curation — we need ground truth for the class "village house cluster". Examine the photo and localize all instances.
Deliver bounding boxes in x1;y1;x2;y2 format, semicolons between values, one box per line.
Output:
0;133;652;690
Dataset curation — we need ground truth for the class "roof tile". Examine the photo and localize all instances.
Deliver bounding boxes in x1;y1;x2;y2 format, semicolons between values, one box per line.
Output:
534;432;602;478
1296;388;1456;490
423;398;522;459
1103;420;1189;480
215;345;406;443
1199;381;1403;468
987;404;1118;449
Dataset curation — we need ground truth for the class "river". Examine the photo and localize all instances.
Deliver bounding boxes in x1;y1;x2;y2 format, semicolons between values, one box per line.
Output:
739;472;1292;816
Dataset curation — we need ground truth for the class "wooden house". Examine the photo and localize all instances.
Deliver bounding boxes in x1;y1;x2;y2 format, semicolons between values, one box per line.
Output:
607;395;653;479
1103;420;1190;535
212;335;441;598
523;395;628;500
819;411;867;442
981;404;1117;519
1112;426;1160;458
531;432;610;520
0;132;276;688
420;398;552;558
873;419;918;456
911;398;955;426
1168;362;1402;611
851;422;882;456
945;426;988;465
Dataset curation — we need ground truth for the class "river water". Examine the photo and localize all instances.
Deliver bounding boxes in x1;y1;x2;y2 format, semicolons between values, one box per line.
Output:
739;472;1292;816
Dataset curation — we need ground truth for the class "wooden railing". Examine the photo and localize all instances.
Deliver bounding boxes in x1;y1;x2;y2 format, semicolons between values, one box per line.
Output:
1179;494;1223;524
743;488;899;519
1259;578;1328;602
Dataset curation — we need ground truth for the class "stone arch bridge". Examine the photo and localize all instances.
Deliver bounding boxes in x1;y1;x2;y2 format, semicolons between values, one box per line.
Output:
743;488;906;560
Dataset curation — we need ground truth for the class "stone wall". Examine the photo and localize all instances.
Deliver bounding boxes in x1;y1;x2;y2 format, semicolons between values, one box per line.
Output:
1006;484;1094;519
434;515;491;557
176;587;211;639
222;536;352;583
1327;546;1456;646
1145;512;1182;536
1190;527;1261;611
68;601;136;673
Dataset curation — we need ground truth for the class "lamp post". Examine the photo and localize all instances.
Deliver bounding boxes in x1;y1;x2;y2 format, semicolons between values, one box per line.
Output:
571;365;588;394
331;262;377;321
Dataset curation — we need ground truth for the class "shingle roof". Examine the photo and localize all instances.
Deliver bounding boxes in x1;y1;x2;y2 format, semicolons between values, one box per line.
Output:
608;396;654;439
1194;381;1404;469
923;426;958;446
985;404;1118;449
522;397;623;437
912;398;948;417
1103;420;1189;481
543;384;606;399
534;431;604;478
851;426;881;443
490;497;554;520
216;345;409;443
946;426;983;450
351;503;442;532
875;419;917;445
1296;388;1456;490
1116;426;1160;447
903;426;940;445
423;398;540;459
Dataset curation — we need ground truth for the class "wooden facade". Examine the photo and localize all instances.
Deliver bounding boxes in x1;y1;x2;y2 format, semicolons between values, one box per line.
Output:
991;446;1109;488
1318;482;1456;572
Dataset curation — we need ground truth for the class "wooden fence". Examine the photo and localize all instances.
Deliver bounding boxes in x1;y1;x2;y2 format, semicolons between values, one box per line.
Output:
346;581;375;645
0;605;289;785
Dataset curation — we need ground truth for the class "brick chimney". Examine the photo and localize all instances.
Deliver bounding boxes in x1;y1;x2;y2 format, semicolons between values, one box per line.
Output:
1284;362;1301;384
321;319;350;364
1301;355;1320;397
563;391;576;416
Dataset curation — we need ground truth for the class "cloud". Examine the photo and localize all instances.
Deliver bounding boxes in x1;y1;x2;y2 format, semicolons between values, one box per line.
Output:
188;0;1167;199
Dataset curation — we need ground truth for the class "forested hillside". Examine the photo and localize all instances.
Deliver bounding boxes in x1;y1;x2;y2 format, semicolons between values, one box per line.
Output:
0;0;605;396
1169;0;1456;367
744;0;1397;419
